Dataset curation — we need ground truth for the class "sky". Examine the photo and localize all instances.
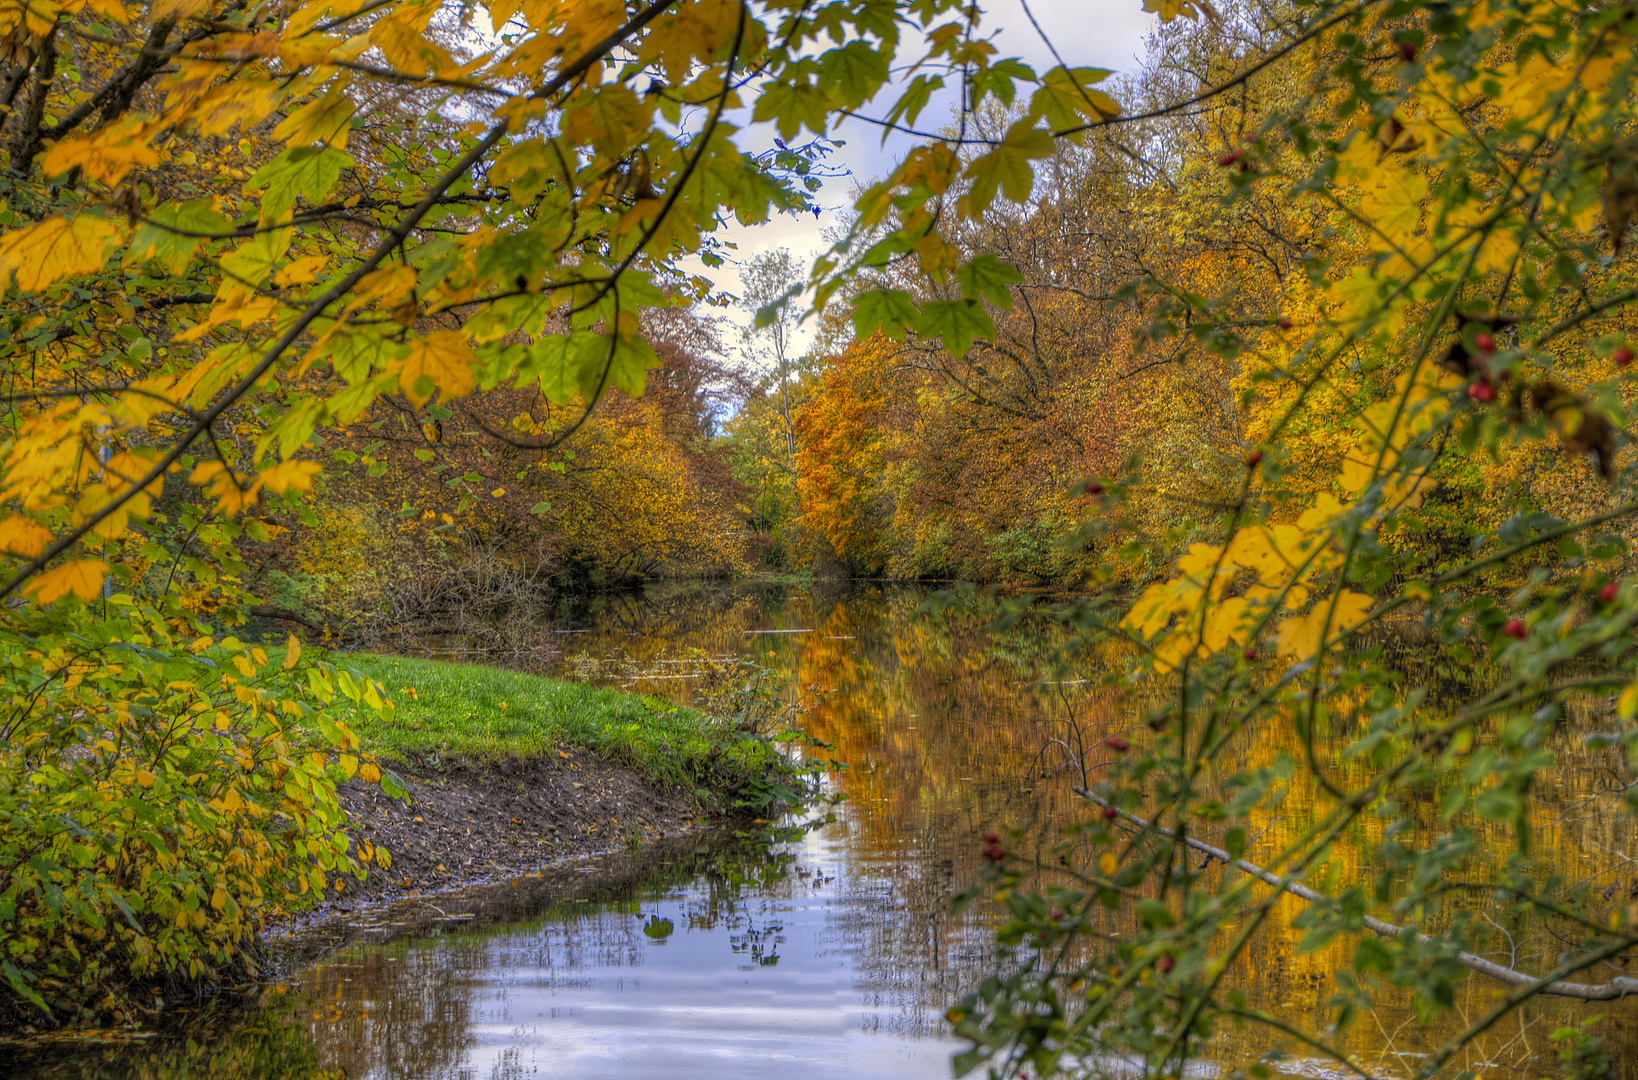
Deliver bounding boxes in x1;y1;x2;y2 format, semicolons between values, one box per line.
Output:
704;0;1158;366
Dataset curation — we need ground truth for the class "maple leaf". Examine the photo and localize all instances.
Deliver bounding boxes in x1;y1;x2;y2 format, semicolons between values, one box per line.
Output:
258;460;322;494
39;116;160;187
961;122;1054;217
398;330;478;408
28;560;109;605
272;87;356;149
0;514;53;559
0;215;124;292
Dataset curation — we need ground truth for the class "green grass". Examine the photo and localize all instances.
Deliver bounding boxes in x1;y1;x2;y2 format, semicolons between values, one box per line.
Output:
336;653;727;789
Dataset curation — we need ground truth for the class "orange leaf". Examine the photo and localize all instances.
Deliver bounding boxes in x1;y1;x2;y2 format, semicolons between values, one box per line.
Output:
397;330;477;409
28;559;108;604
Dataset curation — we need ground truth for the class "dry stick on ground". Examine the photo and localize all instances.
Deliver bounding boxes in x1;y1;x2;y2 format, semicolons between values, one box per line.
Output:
1073;788;1638;1001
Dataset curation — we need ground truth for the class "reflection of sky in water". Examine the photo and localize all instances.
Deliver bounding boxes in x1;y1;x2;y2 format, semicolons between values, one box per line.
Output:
332;810;968;1080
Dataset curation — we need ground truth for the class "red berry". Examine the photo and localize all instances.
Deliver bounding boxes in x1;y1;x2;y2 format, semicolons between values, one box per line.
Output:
1245;450;1263;468
1218;150;1243;168
1277;318;1293;331
983;843;1005;862
1503;617;1526;640
1468;381;1495;403
1602;581;1620;604
1102;805;1119;820
1614;347;1633;368
1242;646;1257;661
1474;332;1495;353
1050;908;1064;921
1104;735;1130;752
983;831;999;844
1085;479;1105;496
1400;42;1417;62
1158;956;1176;974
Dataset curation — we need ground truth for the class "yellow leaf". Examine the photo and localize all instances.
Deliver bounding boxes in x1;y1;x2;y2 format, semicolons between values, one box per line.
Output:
1276;612;1322;659
1098;851;1118;876
271;86;355;149
0;215;123;292
210;887;227;910
259;459;322;494
0;514;53;558
1619;681;1638;721
28;559;108;604
136;769;156;788
274;253;327;287
282;632;302;670
369;13;451;75
39;115;160;187
360;761;382;784
1202;597;1249;653
398;330;477;408
1360;169;1427;249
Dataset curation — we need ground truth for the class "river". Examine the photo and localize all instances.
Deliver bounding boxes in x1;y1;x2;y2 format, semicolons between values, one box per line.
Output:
10;582;1638;1079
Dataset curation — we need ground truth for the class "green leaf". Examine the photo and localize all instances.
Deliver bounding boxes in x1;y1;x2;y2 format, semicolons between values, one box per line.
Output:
819;41;890;107
852;288;920;341
1028;66;1119;131
126;199;230;274
219;227;293;289
1136;899;1175;928
247;146;354;222
913;298;994;359
577;333;659;402
751;80;832;140
380;769;408;800
1353;937;1394;973
963;121;1054;215
956;254;1023;308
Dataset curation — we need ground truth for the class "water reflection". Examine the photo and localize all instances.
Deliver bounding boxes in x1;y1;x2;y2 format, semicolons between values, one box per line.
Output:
12;583;1638;1080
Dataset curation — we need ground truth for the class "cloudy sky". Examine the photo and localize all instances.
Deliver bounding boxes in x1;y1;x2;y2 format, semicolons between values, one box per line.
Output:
703;0;1158;362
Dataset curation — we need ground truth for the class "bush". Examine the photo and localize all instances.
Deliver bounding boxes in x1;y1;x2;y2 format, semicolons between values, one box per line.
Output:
0;598;400;1028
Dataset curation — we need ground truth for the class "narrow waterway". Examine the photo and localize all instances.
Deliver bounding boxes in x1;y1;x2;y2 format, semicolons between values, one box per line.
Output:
12;582;1638;1079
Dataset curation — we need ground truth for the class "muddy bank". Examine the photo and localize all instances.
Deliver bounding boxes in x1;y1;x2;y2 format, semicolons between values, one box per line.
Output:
316;747;707;908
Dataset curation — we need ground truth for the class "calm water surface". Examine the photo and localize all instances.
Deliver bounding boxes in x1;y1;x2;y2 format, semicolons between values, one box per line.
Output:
13;582;1638;1079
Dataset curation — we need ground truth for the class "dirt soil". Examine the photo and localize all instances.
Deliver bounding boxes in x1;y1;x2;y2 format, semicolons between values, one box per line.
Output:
316;747;706;907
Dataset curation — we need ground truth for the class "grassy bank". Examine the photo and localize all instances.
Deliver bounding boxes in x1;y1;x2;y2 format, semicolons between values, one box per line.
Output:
340;653;800;803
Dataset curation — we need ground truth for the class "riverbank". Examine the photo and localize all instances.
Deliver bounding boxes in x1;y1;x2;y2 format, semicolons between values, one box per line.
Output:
314;653;803;905
0;653;809;1040
316;745;705;906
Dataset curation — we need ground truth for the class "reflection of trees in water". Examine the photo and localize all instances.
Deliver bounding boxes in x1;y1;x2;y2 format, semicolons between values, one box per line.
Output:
300;942;478;1079
549;584;1638;1073
825;837;994;1040
10;998;334;1080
